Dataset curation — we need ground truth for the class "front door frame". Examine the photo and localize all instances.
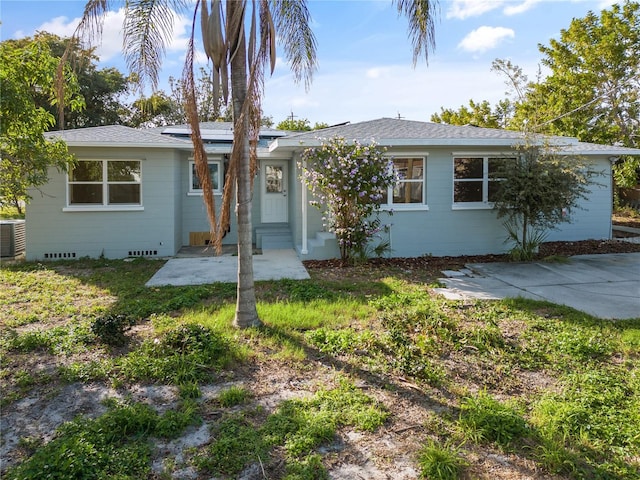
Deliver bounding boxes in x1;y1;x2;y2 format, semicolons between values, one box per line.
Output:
260;159;289;224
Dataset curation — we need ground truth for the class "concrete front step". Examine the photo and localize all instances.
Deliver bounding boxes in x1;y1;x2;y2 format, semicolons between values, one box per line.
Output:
262;237;294;249
256;225;293;250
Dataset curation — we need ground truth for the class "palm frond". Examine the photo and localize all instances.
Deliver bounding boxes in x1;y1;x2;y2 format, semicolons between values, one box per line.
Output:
183;4;220;252
394;0;438;65
202;0;229;103
227;0;247;63
74;0;111;43
123;0;188;90
270;0;317;89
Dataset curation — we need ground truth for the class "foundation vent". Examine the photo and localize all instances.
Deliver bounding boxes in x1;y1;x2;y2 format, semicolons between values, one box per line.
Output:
44;252;77;259
128;250;159;257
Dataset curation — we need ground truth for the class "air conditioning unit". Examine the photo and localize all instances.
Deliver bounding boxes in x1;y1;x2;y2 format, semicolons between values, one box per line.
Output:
0;220;26;257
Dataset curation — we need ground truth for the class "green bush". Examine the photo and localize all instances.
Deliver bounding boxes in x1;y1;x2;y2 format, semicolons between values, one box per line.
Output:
91;314;135;346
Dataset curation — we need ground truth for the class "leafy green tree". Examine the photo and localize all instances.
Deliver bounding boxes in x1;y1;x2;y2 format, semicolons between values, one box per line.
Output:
165;66;230;125
493;143;599;260
528;1;639;147
126;91;182;128
4;33;131;130
64;0;438;328
276;118;329;131
521;1;640;185
301;138;396;264
0;39;81;213
430;100;500;128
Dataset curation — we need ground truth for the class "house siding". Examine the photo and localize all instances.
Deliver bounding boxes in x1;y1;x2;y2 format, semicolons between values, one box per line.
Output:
297;148;614;259
26;147;180;260
546;156;612;241
180;153;240;246
24;120;624;262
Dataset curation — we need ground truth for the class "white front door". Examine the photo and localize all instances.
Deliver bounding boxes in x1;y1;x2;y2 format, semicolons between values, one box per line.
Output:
261;160;288;223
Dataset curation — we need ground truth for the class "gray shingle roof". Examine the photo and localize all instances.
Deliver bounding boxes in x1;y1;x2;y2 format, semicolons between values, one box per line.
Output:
286;118;528;141
274;118;640;157
45;125;192;147
43;120;640;158
559;141;640;156
157;122;288;136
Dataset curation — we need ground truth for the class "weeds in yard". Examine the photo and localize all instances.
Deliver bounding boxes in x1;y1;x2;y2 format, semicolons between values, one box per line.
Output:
218;385;251;407
305;327;377;355
458;391;530;449
91;314;136;346
195;379;388;478
418;440;468;480
6;398;200;480
2;258;640;479
530;366;640;478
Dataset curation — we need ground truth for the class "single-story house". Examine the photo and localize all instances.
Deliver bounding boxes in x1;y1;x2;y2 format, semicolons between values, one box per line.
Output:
27;118;640;261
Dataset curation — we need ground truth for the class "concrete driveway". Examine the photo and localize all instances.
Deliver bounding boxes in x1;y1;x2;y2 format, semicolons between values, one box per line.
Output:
434;253;640;320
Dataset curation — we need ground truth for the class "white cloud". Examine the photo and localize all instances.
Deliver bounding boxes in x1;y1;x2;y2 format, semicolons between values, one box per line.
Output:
27;7;191;63
447;0;550;18
35;15;79;37
598;0;621;8
458;26;515;53
446;0;504;20
503;0;542;16
366;67;390;79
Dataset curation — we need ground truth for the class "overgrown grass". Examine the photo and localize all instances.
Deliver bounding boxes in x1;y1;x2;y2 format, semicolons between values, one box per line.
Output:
2;258;639;479
6;398;200;480
418;440;468;480
194;378;388;477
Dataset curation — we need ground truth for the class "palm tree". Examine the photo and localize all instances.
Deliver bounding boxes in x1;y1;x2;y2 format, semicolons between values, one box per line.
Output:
59;0;437;328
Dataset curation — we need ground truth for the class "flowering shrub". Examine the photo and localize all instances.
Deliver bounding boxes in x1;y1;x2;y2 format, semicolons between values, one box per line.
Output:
300;137;396;264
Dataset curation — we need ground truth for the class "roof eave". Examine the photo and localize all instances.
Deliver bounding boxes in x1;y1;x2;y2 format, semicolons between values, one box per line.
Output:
63;141;190;149
558;149;640;156
270;137;527;152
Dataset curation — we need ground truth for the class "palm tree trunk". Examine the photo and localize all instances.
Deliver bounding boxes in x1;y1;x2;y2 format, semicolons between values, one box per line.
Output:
230;1;260;328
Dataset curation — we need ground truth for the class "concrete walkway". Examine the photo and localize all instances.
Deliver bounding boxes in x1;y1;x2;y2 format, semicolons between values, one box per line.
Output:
146;249;309;287
434;253;640;320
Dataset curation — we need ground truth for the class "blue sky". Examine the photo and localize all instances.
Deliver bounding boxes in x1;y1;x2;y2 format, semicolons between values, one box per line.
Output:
0;0;618;125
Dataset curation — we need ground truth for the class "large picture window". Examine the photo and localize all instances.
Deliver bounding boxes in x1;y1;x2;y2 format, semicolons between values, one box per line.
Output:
189;161;222;194
382;157;425;206
453;156;512;206
68;160;141;206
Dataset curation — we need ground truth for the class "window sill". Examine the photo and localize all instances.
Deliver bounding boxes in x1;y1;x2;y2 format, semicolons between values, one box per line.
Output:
187;192;223;197
63;206;144;212
451;203;494;210
380;205;429;212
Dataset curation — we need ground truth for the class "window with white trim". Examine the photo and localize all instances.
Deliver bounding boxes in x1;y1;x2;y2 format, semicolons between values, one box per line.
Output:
382;157;425;205
189;161;222;194
453;156;513;205
68;160;141;205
